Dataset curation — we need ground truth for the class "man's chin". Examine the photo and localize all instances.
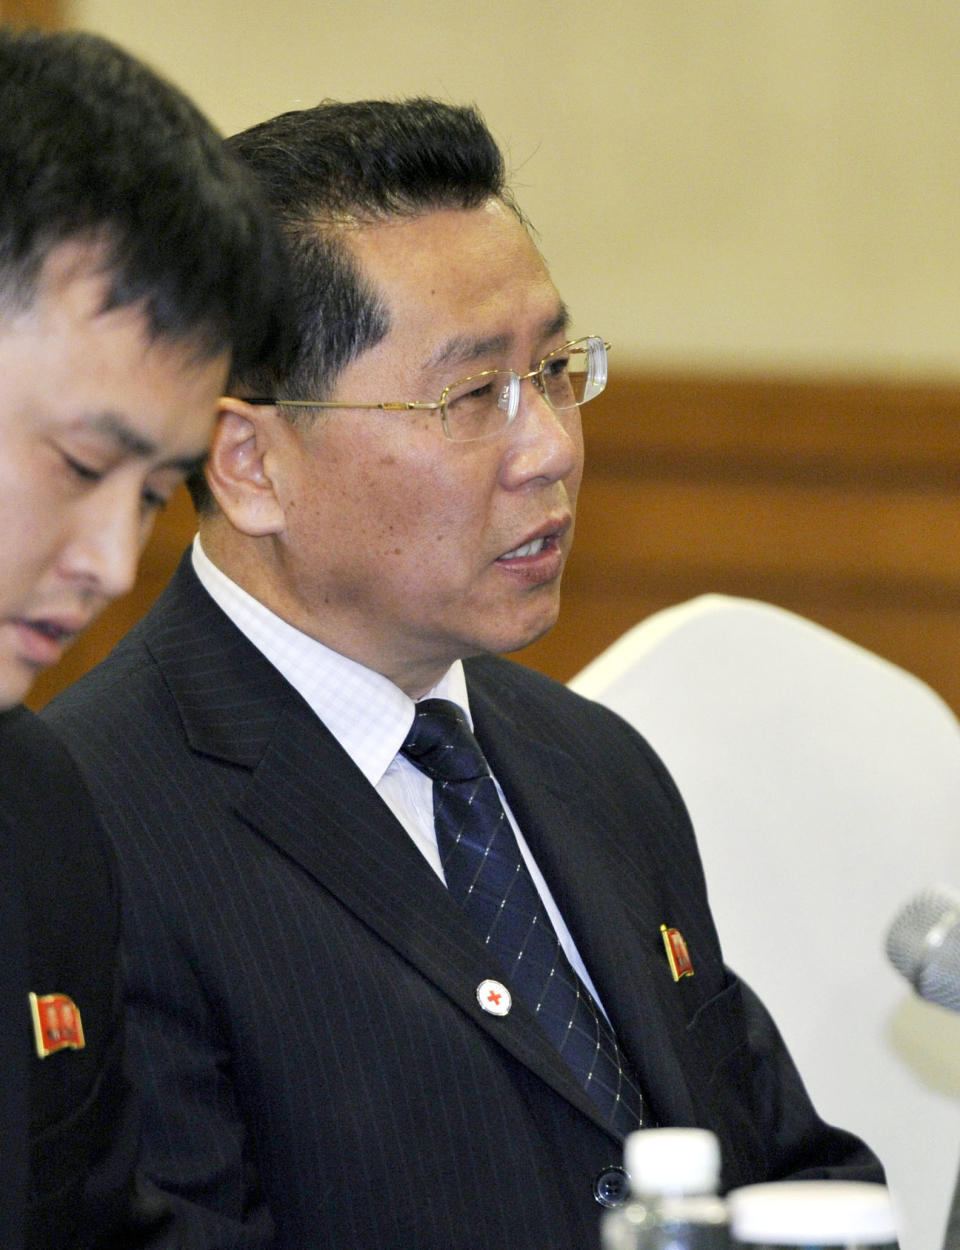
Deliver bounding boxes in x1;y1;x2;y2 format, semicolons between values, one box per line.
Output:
493;608;562;660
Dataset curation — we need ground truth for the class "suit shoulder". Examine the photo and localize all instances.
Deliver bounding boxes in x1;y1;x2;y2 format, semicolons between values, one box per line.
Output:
465;654;641;735
464;654;690;814
0;707;99;834
45;628;156;723
465;654;581;703
41;614;175;775
0;705;114;875
0;704;78;772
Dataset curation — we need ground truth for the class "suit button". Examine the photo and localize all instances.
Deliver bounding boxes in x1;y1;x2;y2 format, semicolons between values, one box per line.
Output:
594;1165;629;1207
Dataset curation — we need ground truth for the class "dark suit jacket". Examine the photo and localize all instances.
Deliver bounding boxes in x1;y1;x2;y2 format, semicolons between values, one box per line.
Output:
43;556;882;1250
0;706;168;1250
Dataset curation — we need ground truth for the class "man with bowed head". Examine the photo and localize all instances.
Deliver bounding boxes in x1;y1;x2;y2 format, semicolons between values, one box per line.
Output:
0;25;286;1248
45;97;884;1248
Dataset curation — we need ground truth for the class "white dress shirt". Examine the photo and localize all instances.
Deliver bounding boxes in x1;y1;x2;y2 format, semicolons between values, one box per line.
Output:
191;536;606;1008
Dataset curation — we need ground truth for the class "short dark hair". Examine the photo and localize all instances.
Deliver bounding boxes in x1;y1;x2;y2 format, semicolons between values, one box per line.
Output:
226;97;522;396
0;26;288;375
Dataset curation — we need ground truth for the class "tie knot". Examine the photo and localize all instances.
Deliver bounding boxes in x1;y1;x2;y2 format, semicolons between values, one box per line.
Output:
401;698;490;783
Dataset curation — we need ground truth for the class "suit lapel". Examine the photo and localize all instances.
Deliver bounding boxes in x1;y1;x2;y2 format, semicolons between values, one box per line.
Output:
468;665;701;1127
147;558;617;1136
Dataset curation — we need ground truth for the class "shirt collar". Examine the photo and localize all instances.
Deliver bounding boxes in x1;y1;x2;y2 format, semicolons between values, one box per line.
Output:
190;535;470;787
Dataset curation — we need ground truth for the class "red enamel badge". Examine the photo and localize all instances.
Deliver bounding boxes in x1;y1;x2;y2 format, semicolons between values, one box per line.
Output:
29;992;85;1058
661;925;695;981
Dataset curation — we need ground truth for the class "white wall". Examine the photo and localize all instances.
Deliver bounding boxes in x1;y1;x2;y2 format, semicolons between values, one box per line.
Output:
68;0;960;379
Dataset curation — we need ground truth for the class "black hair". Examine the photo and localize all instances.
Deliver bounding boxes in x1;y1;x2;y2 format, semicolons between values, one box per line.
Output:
225;97;521;399
0;26;288;375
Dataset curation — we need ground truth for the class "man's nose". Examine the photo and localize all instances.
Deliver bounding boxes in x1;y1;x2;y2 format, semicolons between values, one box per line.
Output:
61;483;145;601
501;382;582;487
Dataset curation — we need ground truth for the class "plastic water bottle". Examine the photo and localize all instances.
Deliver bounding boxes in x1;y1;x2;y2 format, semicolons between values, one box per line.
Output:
601;1127;729;1250
727;1181;899;1250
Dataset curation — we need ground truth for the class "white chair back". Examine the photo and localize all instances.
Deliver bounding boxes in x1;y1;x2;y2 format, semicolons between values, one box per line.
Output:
570;595;960;1250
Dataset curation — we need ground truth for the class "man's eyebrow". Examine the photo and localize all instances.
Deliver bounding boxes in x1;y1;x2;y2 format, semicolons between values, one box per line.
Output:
426;333;510;372
90;414;205;475
425;306;571;373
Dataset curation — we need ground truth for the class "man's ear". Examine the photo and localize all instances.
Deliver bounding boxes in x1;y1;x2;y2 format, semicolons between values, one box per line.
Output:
204;398;287;537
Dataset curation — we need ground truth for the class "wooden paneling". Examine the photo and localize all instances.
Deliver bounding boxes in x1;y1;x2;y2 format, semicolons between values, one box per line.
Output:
0;0;63;28
25;370;960;716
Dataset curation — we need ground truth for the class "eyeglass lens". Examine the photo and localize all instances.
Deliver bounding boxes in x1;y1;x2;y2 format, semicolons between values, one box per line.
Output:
442;338;605;442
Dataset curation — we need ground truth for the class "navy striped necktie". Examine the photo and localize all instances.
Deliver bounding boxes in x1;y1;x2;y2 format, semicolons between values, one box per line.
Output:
401;697;644;1137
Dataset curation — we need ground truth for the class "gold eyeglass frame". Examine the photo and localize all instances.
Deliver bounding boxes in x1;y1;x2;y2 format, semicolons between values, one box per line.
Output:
238;336;611;442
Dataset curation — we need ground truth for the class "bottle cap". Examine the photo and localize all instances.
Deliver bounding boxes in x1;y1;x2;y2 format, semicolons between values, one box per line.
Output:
727;1181;897;1245
624;1128;721;1196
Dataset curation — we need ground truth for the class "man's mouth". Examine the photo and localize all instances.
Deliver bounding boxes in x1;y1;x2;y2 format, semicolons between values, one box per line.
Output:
7;614;88;669
499;536;550;561
27;619;75;642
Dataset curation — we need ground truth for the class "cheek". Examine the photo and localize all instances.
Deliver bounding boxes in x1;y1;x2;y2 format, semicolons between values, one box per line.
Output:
0;469;57;592
291;433;493;579
382;469;488;567
353;452;468;543
361;486;456;565
291;460;417;571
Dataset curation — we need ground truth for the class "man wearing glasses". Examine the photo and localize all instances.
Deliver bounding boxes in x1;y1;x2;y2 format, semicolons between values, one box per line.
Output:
45;99;883;1249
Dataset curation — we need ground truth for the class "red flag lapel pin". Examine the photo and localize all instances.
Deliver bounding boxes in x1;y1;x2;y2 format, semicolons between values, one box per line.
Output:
29;992;85;1059
660;924;694;981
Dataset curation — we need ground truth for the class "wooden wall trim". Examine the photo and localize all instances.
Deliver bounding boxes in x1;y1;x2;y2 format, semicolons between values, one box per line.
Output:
1;0;63;29
588;371;960;481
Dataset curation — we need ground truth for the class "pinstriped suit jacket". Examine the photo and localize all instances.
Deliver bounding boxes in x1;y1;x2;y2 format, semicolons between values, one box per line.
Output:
43;556;882;1249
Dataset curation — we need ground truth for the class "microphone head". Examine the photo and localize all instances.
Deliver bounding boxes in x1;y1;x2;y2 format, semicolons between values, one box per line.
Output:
885;885;960;1012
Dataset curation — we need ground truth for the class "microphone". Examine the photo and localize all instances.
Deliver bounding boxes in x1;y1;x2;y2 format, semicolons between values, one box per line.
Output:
885;885;960;1012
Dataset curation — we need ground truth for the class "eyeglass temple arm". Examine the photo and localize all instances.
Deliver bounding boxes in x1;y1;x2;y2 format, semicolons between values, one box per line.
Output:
235;398;440;411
